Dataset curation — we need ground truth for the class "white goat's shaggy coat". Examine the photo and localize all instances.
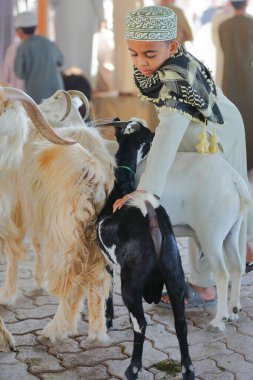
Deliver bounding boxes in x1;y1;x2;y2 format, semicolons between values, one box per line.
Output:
0;95;115;342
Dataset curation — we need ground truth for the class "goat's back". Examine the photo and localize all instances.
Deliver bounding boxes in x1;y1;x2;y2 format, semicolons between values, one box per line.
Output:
136;153;251;232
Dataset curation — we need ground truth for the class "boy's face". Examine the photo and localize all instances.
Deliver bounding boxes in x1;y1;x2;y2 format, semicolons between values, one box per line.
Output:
127;40;178;77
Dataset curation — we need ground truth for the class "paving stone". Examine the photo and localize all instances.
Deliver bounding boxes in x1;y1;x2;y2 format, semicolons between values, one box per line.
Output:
40;365;110;380
33;295;59;306
212;352;253;380
23;287;49;298
198;372;234;380
6;317;52;335
225;333;253;362
189;341;233;361
0;305;18;322
60;346;126;368
107;358;154;380
0;351;18;365
47;338;81;355
0;362;39;380
78;328;133;349
111;292;124;306
6;291;34;309
188;327;224;345
122;340;168;368
19;267;33;279
193;358;220;377
237;320;253;337
1;236;253;379
15;304;57;320
16;345;63;374
150;366;182;380
111;313;153;331
148;305;176;330
145;323;179;350
113;304;129;317
13;333;39;347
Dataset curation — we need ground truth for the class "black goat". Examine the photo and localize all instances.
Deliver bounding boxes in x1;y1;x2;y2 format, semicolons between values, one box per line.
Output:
96;120;195;380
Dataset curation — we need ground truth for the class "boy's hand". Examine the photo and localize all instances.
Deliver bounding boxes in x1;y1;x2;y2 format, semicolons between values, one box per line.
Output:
113;190;146;213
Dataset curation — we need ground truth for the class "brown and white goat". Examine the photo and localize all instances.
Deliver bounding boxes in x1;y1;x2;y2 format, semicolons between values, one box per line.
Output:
0;85;115;342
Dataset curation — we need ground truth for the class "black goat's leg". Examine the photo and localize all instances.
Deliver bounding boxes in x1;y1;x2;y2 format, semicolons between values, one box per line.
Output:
163;277;195;380
121;277;147;380
105;265;114;329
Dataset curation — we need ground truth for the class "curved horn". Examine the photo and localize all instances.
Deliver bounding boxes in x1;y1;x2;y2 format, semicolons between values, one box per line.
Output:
1;87;75;145
52;90;72;122
0;82;12;87
95;120;131;129
67;90;90;121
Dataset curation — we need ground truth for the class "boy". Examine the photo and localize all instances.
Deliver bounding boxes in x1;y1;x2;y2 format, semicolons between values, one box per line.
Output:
114;5;248;306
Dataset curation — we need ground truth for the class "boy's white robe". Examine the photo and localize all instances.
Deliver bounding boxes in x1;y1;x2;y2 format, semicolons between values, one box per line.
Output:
136;87;248;286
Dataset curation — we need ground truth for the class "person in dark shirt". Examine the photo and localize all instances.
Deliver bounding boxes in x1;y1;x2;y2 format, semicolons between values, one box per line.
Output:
14;11;64;103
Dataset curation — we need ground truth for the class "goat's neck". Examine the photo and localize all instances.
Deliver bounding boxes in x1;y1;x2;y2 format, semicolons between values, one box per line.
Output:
99;167;135;218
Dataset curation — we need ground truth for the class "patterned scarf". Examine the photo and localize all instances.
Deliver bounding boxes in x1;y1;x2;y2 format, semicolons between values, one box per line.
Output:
134;45;224;126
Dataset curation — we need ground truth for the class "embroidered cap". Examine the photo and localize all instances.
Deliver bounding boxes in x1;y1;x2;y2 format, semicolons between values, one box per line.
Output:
125;5;177;41
15;11;37;28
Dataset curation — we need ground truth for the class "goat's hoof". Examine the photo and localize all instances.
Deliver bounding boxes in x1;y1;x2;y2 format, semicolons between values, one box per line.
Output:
182;364;195;380
207;321;225;332
182;372;195;380
228;312;239;322
0;331;16;352
0;290;16;305
87;330;110;344
124;363;141;380
40;321;76;342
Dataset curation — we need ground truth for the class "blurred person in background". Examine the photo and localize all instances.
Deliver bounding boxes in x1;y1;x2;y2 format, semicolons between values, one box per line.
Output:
158;0;193;45
219;0;253;171
14;11;64;103
91;19;115;92
2;30;25;90
212;1;234;87
219;0;253;267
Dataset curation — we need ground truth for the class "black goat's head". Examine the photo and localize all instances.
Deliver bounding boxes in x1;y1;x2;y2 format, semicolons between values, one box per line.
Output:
95;118;154;170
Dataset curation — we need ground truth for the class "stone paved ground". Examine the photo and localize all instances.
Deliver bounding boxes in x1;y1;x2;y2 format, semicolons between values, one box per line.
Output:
0;238;253;380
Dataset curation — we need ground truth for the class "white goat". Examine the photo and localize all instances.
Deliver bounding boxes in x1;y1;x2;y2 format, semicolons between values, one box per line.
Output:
96;120;252;332
39;89;90;127
0;85;115;342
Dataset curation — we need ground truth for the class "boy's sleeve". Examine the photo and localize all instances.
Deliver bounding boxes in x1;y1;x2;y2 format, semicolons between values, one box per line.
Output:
137;110;189;198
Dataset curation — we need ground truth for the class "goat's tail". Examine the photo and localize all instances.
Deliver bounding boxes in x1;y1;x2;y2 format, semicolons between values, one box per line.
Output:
145;200;162;259
234;172;253;216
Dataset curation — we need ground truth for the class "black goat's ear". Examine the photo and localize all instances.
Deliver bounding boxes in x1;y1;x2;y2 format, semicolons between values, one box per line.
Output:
113;117;120;121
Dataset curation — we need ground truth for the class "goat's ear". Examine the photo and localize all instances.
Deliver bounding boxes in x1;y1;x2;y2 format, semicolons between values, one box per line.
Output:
113;117;120;122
